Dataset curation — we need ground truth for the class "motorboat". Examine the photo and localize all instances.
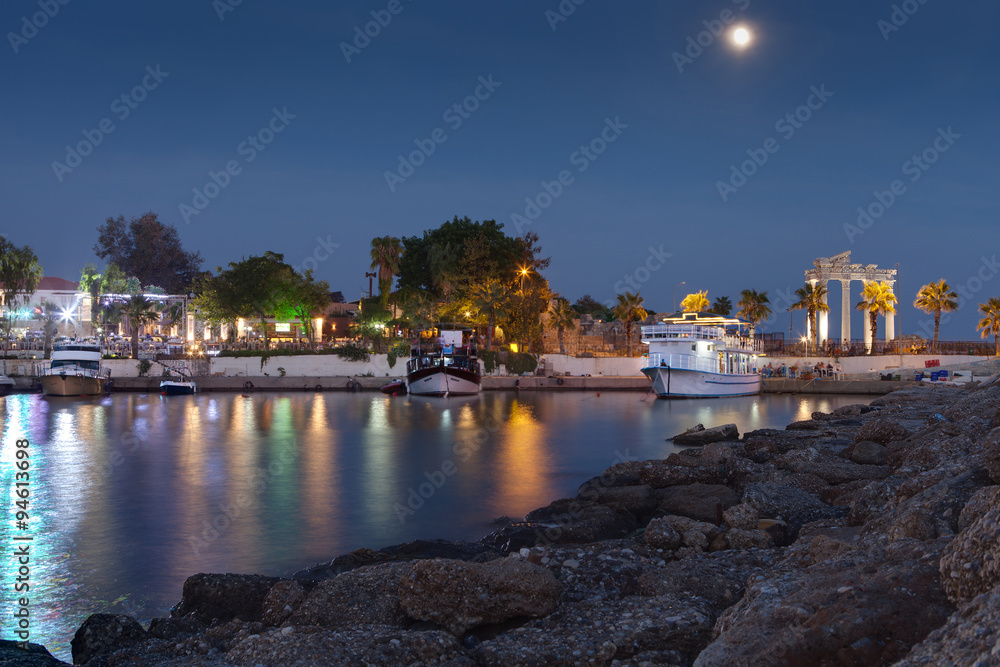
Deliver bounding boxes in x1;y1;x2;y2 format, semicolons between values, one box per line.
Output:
40;343;111;396
159;365;197;395
406;324;481;397
640;312;761;398
379;378;407;396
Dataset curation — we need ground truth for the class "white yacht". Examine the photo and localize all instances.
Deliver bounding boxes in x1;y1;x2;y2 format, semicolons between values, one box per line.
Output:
640;312;761;398
40;343;111;396
406;325;481;397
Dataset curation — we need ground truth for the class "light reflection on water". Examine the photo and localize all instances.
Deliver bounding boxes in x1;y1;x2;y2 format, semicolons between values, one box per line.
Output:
0;390;870;659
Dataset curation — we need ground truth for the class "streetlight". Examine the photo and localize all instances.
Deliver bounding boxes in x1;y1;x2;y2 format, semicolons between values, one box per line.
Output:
672;281;686;313
518;267;531;352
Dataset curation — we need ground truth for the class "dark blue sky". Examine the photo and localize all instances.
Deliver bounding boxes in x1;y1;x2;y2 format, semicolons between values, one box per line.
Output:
2;0;997;341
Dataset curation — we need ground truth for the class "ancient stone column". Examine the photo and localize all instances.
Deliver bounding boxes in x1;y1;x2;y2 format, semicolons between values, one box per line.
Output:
841;281;851;345
818;281;829;345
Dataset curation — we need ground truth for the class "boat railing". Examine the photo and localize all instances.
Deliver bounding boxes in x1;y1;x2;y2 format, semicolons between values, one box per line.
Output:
40;363;110;379
641;353;721;374
641;324;763;352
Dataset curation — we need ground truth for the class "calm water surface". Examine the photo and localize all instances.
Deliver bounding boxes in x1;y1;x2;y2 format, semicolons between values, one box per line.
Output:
0;390;872;658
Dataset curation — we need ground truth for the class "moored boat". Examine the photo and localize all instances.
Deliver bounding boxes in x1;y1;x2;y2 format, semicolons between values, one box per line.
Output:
0;374;14;396
40;343;111;396
640;312;761;399
379;379;407;396
159;365;197;395
406;325;481;397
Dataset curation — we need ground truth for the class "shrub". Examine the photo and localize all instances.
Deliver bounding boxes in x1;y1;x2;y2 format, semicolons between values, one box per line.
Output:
479;350;499;374
506;352;537;376
137;359;152;377
334;344;370;362
387;341;410;369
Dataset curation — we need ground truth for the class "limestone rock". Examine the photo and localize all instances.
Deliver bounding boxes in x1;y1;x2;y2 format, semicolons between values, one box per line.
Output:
655;483;738;523
958;485;1000;531
984;426;1000;483
524;498;636;543
170;573;282;624
638;461;724;488
940;506;1000;604
645;515;722;558
577;482;657;517
896;587;1000;666
261;579;308;627
0;641;68;666
644;518;682;551
293;538;500;580
841;440;887;465
672;422;739;445
398;557;562;635
289;562;411;628
778;449;890;484
741;482;827;521
638;549;781;612
697;441;746;464
725;528;771;550
71;614;147;666
722;503;759;530
854;416;912;445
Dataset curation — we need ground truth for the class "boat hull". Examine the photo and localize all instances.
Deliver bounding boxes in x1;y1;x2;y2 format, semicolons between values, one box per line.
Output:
41;374;109;397
406;367;481;396
642;366;760;398
160;382;197;396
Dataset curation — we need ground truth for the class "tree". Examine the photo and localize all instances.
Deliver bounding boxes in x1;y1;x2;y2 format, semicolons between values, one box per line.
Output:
117;295;161;359
94;212;203;293
737;289;772;335
709;296;732;317
977;297;1000;356
369;236;403;304
287;270;331;350
162;303;185;338
32;302;60;359
680;291;710;313
549;296;577;355
613;292;647;355
791;282;829;347
914;279;958;353
571;294;612;321
0;239;42;373
855;280;897;355
471;280;507;351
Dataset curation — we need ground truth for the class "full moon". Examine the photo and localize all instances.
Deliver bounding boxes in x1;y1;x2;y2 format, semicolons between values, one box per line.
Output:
732;26;751;47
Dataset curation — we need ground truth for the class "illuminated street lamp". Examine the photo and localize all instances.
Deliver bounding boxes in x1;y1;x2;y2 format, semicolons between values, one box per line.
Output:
673;281;686;313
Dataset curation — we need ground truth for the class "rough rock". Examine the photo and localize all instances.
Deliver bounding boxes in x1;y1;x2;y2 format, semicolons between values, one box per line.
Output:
524;498;637;544
671;423;739;445
293;538;500;580
0;641;69;666
479;521;550;555
473;595;715;666
645;515;723;558
170;574;282;624
777;449;891;484
854;416;912;445
696;539;954;666
724;528;771;550
289;562;411;629
516;543;644;602
958;485;1000;531
655;483;738;523
397;557;562;635
644;518;682;551
896;587;1000;666
71;613;147;665
984;426;1000;483
940;506;1000;604
741;482;827;521
260;579;308;627
722;503;759;530
638;549;781;612
842;440;888;465
577;483;658;517
638;461;724;488
697;441;746;464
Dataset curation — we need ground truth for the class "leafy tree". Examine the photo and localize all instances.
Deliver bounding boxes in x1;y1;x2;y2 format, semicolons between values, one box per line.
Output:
501;276;552;353
0;239;42;371
471;280;507;351
737;289;772;335
977;297;1000;356
369;236;403;305
286;270;331;350
94;212;203;293
117;295;161;359
855;281;897;355
680;291;710;313
914;279;958;353
549;296;577;355
709;296;732;316
613;292;647;355
791;282;829;347
32;302;60;359
571;294;612;321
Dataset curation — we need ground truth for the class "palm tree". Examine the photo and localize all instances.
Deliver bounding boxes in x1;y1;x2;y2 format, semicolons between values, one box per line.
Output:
709;296;732;316
914;279;958;353
163;302;185;338
855;280;897;355
977;297;1000;356
32;302;60;359
613;292;647;355
471;280;507;351
679;291;710;313
369;236;403;304
117;295;161;360
791;282;829;347
737;289;772;336
549;297;577;355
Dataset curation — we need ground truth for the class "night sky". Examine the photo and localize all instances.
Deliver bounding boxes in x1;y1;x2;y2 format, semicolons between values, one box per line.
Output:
2;0;997;341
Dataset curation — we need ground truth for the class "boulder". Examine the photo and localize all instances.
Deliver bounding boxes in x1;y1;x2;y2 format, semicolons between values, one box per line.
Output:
896;588;1000;666
695;539;955;666
741;482;827;521
577;483;657;517
71;614;147;666
170;573;282;624
397;557;562;635
293;538;500;580
940;506;1000;604
725;528;771;550
697;441;746;464
854;417;912;445
479;521;550;555
841;440;887;465
655;483;738;523
778;449;890;484
958;485;1000;531
524;498;636;544
638;549;781;612
645;515;722;557
260;579;308;627
638;461;724;488
289;562;411;628
671;423;739;445
0;641;68;667
722;503;759;530
645;518;682;551
984;426;1000;483
517;543;644;602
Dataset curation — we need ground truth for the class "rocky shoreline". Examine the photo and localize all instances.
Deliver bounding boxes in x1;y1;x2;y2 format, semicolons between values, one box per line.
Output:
8;378;1000;665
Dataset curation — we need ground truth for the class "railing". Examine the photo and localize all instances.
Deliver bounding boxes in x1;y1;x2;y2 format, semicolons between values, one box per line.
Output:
641;353;721;373
640;324;763;353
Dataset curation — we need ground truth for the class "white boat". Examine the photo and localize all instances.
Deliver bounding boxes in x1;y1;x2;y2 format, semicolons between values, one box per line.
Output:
40;343;111;396
406;325;481;397
159;364;197;395
640;312;761;398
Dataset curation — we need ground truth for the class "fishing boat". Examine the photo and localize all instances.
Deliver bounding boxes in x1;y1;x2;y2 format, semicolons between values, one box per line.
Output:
640;312;761;398
40;343;111;396
405;324;481;397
